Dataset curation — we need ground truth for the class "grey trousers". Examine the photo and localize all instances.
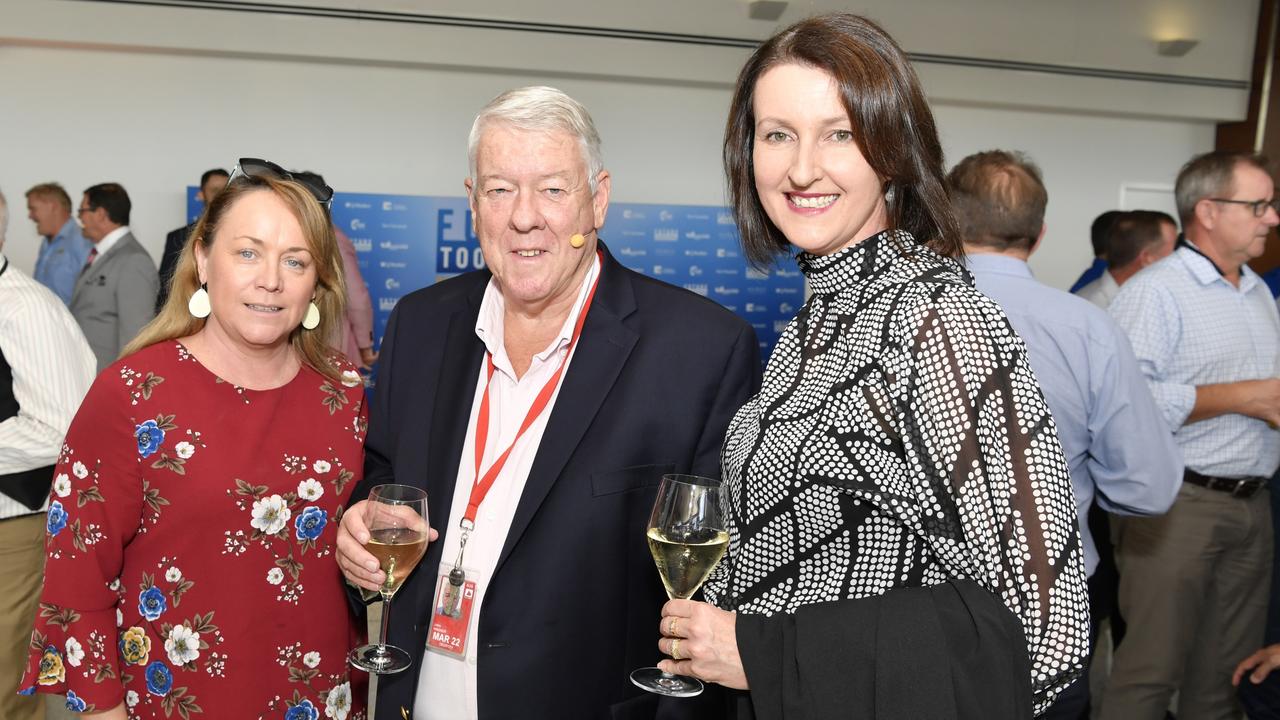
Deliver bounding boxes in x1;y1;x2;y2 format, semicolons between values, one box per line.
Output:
1100;482;1272;720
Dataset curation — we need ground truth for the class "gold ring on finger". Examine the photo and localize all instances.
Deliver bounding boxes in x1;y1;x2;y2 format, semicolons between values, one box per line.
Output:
669;617;680;637
671;638;682;661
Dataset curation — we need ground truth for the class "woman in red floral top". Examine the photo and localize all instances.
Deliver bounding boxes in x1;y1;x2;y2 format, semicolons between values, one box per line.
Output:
19;163;368;719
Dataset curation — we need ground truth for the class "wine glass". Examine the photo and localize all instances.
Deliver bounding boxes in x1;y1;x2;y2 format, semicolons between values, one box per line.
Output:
348;484;429;674
630;474;729;697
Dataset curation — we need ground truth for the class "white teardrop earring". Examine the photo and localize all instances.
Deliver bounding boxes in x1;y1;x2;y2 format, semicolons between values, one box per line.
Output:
302;301;321;330
188;284;211;319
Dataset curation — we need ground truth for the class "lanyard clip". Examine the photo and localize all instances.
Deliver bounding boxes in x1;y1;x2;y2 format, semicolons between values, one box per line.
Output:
450;518;474;587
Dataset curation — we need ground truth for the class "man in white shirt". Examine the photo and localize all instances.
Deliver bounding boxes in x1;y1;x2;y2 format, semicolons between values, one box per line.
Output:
69;183;158;372
0;188;97;720
337;86;760;719
1077;210;1177;309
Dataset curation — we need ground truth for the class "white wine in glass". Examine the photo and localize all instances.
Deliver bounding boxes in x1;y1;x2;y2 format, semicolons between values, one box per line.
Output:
630;474;728;697
348;484;429;674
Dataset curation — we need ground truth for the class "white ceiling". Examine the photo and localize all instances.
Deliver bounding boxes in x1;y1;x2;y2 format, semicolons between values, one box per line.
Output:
240;0;1260;80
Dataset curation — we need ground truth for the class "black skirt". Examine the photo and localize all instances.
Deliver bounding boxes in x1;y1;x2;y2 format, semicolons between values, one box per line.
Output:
728;580;1034;720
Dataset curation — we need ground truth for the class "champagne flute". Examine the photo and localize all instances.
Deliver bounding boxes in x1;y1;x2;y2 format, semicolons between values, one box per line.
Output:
348;484;429;674
630;474;729;697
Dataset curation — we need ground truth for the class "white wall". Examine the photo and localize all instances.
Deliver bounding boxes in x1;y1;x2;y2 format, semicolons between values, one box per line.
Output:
0;1;1236;291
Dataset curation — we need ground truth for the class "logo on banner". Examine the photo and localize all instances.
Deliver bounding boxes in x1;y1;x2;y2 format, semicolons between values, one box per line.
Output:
621;230;646;238
385;278;401;291
745;268;768;280
775;268;801;278
714;286;740;296
717;212;735;225
344;201;372;209
653;228;678;242
382;200;408;212
684;283;709;296
744;302;766;313
686;212;710;221
774;320;790;333
652;265;676;276
779;302;795;314
352;238;372;252
379;298;398;312
684;249;708;257
380;241;409;251
350;218;366;231
380;261;407;269
619;247;647;257
622;209;647;220
716;248;740;258
685;231;710;241
659;210;673;222
689;266;703;276
382;222;408;230
715;268;740;276
774;287;800;295
438;246;486;272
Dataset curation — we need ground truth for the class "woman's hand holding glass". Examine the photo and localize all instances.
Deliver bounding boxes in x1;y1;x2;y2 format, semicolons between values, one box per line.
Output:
656;598;748;690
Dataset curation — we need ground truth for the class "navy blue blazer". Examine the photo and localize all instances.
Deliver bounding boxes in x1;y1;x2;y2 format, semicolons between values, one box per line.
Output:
354;243;761;719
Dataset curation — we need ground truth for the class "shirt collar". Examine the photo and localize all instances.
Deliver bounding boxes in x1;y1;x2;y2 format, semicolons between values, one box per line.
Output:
1177;238;1260;292
94;226;130;258
475;253;602;377
53;218;79;243
963;252;1034;279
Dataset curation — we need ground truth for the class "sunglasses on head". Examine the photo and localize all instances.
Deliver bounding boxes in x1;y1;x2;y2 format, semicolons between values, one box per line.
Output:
226;158;334;211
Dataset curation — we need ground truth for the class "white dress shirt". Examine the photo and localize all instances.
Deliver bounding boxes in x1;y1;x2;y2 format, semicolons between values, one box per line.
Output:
89;226;130;261
1076;269;1120;309
0;253;97;518
415;255;600;720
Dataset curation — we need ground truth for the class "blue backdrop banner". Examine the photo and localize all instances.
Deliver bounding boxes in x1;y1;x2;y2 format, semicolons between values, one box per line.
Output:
189;190;804;361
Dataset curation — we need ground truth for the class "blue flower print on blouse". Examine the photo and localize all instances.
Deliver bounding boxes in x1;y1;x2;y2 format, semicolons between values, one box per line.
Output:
135;419;165;458
294;506;328;541
284;698;320;720
139;586;167;621
145;660;173;697
46;501;67;536
17;685;35;696
65;690;87;712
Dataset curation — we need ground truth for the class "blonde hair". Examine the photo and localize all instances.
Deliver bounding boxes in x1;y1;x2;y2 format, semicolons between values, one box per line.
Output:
124;176;347;382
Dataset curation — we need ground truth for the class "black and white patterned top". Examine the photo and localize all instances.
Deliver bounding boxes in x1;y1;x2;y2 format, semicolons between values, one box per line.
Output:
705;230;1089;714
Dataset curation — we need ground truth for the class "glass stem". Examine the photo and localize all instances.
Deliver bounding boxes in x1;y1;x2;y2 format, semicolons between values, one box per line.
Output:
376;591;394;650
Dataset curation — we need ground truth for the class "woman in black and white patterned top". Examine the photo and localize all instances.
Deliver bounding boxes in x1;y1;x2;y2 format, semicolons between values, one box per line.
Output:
651;14;1089;719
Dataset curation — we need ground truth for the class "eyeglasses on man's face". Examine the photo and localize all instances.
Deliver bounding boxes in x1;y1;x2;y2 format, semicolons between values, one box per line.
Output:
1208;197;1280;217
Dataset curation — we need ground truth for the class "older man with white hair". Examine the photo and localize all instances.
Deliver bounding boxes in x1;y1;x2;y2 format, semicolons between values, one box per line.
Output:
0;187;96;720
337;87;760;719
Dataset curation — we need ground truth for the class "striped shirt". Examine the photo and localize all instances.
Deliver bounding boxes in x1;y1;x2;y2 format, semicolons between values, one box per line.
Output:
1109;243;1280;478
0;252;97;518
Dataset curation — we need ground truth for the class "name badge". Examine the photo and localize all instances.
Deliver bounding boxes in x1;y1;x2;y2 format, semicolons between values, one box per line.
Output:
425;564;478;659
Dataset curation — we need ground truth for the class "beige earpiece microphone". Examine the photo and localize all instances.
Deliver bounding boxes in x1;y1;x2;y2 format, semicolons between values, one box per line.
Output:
569;233;587;248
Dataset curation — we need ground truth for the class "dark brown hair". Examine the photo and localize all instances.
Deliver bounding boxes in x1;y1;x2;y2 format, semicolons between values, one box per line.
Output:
947;150;1047;253
1108;210;1170;269
724;12;960;266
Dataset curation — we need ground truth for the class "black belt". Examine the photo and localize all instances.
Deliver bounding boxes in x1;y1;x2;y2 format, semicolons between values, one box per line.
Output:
1184;469;1268;498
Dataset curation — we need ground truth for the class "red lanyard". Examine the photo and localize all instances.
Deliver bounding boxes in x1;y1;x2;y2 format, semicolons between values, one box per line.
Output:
463;253;602;526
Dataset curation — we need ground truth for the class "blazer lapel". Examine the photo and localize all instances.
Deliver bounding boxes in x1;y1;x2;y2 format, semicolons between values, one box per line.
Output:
493;246;638;574
419;281;487;587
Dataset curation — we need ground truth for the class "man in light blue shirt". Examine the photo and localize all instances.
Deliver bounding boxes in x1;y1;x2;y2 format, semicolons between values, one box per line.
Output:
25;182;92;305
950;150;1183;720
1102;151;1280;720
